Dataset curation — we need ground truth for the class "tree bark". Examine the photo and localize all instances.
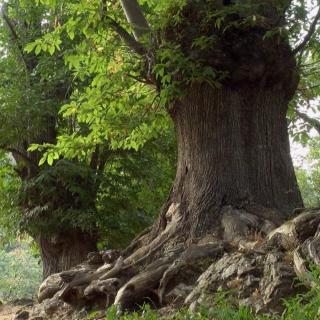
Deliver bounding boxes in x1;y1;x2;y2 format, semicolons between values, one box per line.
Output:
167;84;303;238
38;229;97;279
144;0;305;240
119;0;150;41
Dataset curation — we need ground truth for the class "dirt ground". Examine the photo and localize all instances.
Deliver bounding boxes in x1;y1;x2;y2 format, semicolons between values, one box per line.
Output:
0;304;28;320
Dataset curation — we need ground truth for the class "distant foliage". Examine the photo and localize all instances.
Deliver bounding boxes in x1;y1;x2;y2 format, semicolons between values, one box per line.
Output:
295;138;320;208
0;242;42;302
0;153;21;244
296;168;320;208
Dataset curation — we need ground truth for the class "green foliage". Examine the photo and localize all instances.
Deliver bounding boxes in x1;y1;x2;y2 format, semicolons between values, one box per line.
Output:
96;139;176;249
0;0;176;252
0;242;42;302
153;42;224;105
295;137;320;208
0;153;21;244
287;0;320;142
296;168;320;208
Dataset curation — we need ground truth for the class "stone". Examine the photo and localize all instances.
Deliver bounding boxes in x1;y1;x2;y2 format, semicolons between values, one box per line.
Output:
13;310;29;320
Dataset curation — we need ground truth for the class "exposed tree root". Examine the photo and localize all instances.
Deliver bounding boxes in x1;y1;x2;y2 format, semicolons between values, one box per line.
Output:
158;242;226;304
293;248;315;288
23;207;320;319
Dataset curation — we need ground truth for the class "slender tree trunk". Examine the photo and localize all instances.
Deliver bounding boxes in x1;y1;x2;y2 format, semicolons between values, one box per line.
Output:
165;84;303;238
38;229;97;279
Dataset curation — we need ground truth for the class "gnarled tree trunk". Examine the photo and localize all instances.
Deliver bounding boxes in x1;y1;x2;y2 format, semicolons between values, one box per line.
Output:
167;84;303;239
39;229;97;279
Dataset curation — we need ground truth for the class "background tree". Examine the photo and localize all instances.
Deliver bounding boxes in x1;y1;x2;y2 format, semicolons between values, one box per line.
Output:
295;137;320;208
0;0;175;278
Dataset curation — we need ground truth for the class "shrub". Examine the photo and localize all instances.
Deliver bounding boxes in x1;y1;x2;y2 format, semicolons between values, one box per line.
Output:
0;242;42;302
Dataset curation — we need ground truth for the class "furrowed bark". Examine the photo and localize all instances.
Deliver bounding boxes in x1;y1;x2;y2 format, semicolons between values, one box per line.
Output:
39;230;97;279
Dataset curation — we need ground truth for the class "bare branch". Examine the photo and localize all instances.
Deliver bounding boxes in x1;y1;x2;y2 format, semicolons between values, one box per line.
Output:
293;5;320;55
296;110;320;135
120;0;150;41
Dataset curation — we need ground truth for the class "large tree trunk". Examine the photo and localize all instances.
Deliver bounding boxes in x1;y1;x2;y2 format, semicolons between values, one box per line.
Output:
168;84;303;239
149;0;305;241
38;229;97;279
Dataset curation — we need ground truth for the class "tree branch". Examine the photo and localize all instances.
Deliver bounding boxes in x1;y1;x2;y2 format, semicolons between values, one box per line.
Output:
1;4;30;71
120;0;150;41
293;5;320;55
0;145;38;169
301;59;320;68
105;16;147;55
296;110;320;135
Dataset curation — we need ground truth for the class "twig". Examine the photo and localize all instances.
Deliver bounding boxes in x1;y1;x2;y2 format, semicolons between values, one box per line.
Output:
296;110;320;135
293;5;320;54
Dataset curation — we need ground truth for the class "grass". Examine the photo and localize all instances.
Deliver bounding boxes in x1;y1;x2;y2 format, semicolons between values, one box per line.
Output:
86;279;320;320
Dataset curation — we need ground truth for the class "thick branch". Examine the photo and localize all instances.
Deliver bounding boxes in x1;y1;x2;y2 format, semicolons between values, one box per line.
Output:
0;145;38;169
106;16;146;55
120;0;150;41
293;5;320;55
296;110;320;135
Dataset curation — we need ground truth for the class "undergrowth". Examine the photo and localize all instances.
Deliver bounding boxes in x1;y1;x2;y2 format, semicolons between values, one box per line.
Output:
87;277;320;320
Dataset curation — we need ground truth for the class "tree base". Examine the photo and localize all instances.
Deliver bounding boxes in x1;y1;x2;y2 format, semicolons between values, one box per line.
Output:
24;207;320;319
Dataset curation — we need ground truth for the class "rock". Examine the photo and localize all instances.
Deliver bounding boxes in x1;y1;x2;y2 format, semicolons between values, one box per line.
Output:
13;310;29;320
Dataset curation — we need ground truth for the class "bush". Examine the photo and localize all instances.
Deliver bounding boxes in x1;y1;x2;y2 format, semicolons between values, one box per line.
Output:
0;242;42;302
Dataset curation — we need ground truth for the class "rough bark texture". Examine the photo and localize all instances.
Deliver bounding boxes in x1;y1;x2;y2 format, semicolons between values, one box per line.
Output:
140;0;304;243
39;229;97;279
169;84;302;239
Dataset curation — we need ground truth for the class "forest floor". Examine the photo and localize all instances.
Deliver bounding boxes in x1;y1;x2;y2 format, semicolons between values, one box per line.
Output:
0;304;31;320
0;304;17;320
